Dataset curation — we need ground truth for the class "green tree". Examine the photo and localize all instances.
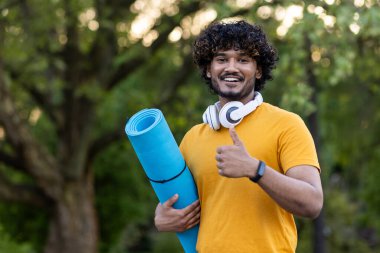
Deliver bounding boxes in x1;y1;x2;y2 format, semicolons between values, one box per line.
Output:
1;0;380;253
0;0;203;252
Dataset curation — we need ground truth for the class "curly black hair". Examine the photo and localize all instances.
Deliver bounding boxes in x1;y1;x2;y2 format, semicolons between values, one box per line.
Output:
192;20;278;92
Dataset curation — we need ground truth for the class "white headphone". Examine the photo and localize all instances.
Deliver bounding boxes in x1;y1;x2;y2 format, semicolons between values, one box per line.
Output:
202;92;263;130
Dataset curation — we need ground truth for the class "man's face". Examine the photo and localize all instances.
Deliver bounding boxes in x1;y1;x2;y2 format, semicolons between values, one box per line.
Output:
207;49;261;103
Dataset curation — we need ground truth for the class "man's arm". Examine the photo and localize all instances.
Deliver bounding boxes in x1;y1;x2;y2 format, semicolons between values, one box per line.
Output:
255;165;322;218
216;127;323;218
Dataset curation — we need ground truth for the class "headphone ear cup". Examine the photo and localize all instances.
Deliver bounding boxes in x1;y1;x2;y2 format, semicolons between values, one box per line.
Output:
202;104;221;130
219;101;244;128
203;92;263;130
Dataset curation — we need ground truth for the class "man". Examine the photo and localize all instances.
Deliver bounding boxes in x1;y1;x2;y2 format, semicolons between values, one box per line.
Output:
154;20;323;253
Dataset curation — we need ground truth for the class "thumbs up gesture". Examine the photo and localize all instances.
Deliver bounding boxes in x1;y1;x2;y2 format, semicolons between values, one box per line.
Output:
216;127;259;178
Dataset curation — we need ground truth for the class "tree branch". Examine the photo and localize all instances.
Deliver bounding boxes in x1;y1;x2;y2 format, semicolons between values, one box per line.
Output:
0;63;62;199
61;0;84;88
63;0;80;58
88;0;138;86
87;127;125;164
0;0;22;12
303;32;327;253
154;53;195;108
106;56;145;90
87;53;195;161
22;84;61;124
105;0;202;91
0;149;27;172
0;171;50;208
2;0;63;126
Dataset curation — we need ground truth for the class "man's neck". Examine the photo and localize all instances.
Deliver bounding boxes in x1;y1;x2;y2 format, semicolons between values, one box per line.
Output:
218;91;255;107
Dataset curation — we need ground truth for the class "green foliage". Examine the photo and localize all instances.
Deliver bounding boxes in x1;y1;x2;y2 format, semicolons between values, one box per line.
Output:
279;82;316;118
151;233;182;253
1;0;380;252
94;141;156;252
0;202;47;253
324;188;374;253
0;224;35;253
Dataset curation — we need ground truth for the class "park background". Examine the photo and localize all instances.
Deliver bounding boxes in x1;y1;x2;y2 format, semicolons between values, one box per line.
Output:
1;0;380;252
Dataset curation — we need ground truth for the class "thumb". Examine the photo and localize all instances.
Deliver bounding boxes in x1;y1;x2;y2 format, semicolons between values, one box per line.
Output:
163;194;179;207
229;127;243;146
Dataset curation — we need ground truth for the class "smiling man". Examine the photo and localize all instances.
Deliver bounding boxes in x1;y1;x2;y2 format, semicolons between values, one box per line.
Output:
154;20;323;253
208;49;260;103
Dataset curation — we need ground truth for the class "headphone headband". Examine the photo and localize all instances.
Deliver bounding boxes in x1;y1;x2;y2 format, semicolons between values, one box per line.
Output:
230;93;263;120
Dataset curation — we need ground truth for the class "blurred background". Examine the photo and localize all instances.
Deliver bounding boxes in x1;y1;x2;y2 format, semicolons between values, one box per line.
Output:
0;0;380;252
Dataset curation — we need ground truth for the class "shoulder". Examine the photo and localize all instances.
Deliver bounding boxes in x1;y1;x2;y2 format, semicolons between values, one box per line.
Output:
180;123;206;146
255;103;311;144
184;122;206;135
181;123;209;143
259;102;299;117
179;123;210;159
257;103;304;126
259;104;319;172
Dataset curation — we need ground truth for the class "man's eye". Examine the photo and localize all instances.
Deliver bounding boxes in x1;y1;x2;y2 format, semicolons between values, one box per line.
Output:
216;58;226;62
239;58;249;63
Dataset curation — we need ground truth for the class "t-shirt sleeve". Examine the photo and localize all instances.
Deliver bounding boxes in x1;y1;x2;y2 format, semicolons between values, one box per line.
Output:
179;129;192;162
278;114;320;173
179;138;186;157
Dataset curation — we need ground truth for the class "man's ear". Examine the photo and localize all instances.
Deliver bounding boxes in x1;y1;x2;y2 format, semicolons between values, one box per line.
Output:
256;67;262;79
206;66;211;78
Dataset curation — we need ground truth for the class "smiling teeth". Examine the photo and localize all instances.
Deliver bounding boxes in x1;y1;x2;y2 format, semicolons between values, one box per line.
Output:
224;78;239;82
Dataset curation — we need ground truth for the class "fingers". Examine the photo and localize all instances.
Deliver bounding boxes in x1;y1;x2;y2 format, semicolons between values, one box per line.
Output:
184;202;200;219
215;152;222;162
185;208;201;230
182;199;200;215
163;194;179;208
229;127;242;146
216;150;224;173
181;202;201;231
173;200;201;232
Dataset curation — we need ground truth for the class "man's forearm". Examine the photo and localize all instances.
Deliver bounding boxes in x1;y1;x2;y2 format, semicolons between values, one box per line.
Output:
255;164;323;218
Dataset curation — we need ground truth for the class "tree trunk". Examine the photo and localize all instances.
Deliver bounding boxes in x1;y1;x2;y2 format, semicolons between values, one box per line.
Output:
304;34;327;253
44;172;98;253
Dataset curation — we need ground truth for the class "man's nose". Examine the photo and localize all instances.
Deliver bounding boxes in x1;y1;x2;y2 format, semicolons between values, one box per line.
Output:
225;59;239;72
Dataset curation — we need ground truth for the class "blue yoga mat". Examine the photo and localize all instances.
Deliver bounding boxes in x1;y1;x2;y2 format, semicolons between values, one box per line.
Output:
125;108;199;253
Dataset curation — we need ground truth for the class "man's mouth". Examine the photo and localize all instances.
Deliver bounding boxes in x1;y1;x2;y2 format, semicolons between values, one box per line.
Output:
220;75;244;82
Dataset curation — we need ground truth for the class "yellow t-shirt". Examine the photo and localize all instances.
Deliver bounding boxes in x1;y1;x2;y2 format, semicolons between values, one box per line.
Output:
180;102;320;253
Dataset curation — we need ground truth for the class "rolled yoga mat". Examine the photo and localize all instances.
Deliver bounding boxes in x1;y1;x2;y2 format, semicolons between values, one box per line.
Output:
125;108;199;253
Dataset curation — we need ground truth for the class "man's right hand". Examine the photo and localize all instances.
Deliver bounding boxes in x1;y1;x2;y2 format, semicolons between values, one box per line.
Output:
154;194;201;232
